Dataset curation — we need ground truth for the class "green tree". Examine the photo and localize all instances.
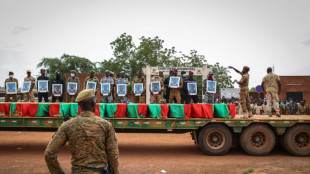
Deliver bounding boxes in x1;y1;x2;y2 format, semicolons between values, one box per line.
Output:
208;62;233;92
182;49;207;67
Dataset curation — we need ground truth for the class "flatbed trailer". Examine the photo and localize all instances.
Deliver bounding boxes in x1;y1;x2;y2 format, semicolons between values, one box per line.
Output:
0;115;309;156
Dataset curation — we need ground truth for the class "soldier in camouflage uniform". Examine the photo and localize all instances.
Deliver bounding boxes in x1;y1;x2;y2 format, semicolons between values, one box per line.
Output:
4;71;18;102
132;70;146;103
100;70;115;103
297;100;309;115
67;70;80;103
150;72;164;104
115;71;129;103
44;89;119;174
288;100;298;115
23;70;36;102
84;70;99;94
229;66;253;118
203;71;215;104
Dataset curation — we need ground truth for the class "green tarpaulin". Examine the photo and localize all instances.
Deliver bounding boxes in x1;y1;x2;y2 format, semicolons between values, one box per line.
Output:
106;104;117;118
148;104;161;118
36;103;50;117
127;104;139;118
214;104;232;118
168;104;185;118
60;103;79;117
98;103;106;118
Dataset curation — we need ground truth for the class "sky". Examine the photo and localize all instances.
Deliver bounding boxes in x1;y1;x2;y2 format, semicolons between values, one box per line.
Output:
0;0;310;88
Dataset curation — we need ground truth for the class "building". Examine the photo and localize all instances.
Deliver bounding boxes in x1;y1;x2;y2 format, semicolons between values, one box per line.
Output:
279;76;310;102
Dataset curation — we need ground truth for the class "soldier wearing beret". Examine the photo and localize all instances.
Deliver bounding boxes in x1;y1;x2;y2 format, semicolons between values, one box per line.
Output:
229;66;253;118
66;70;80;102
84;70;99;94
4;71;18;102
45;89;119;174
23;70;36;102
37;69;49;102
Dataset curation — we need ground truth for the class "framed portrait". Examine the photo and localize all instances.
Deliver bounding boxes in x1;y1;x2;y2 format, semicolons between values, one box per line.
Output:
117;84;126;96
86;81;96;92
169;77;180;88
101;83;110;96
52;84;63;97
21;81;31;93
38;80;48;93
134;83;143;96
151;81;160;94
6;82;17;94
67;82;77;95
207;80;216;93
187;82;197;95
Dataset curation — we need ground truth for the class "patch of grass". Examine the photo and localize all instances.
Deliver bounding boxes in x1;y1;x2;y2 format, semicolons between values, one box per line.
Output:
242;168;254;174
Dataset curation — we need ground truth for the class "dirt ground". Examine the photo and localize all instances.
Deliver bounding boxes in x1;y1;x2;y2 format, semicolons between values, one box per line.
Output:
0;131;309;174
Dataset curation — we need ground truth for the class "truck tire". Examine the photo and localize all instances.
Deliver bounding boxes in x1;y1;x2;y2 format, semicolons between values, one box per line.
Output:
283;124;310;156
198;124;232;156
240;124;275;156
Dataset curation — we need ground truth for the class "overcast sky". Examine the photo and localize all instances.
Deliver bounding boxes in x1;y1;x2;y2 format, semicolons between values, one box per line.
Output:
0;0;309;88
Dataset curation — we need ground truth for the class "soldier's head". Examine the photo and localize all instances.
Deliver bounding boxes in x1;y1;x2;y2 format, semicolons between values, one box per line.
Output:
26;70;31;77
120;71;125;78
208;71;214;78
189;71;194;78
76;89;96;112
40;69;45;76
90;70;95;78
181;71;186;78
173;68;178;75
169;70;174;76
56;72;60;79
300;100;305;106
105;70;110;77
267;67;272;74
9;71;14;78
137;70;143;78
242;66;250;74
70;70;76;77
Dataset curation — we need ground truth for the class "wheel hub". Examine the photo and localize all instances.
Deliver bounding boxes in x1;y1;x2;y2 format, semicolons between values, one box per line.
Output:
250;132;265;147
294;132;309;148
207;131;224;149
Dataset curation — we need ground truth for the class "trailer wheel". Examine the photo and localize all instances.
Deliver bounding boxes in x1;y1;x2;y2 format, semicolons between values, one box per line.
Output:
240;124;275;156
198;124;232;156
283;124;310;156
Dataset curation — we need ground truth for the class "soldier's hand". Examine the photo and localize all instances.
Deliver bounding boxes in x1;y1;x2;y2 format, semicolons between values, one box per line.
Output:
228;66;233;69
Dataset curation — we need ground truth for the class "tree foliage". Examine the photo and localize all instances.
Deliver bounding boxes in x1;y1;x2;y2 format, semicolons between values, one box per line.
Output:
208;62;233;92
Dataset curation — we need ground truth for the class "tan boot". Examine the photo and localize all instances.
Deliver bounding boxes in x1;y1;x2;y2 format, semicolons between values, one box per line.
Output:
248;111;253;118
240;112;248;119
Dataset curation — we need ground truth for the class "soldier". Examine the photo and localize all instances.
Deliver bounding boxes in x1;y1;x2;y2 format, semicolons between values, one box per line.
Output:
51;72;65;102
203;71;215;104
115;71;129;103
181;70;187;104
261;67;281;117
297;100;309;115
84;70;99;93
150;72;164;104
168;70;183;104
132;70;146;103
23;70;36;102
164;70;174;103
185;71;199;104
66;70;80;103
229;66;253;118
284;100;290;115
37;69;49;102
4;71;18;102
110;71;117;103
100;70;114;103
44;89;119;174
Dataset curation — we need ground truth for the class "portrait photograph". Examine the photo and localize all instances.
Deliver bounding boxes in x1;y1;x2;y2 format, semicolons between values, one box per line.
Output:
169;77;180;88
151;81;160;94
101;83;110;96
6;82;17;94
207;80;216;93
187;82;197;95
38;80;48;93
67;82;77;95
134;83;143;96
52;84;63;97
21;81;31;93
117;84;126;96
86;81;96;92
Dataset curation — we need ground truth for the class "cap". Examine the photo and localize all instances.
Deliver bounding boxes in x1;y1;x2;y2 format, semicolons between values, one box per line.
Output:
209;71;214;75
105;70;110;73
110;71;114;75
75;89;95;102
26;70;31;73
300;100;304;103
70;70;76;73
189;70;194;74
173;68;178;71
9;71;14;75
40;68;45;72
243;66;250;71
90;70;95;74
120;71;125;74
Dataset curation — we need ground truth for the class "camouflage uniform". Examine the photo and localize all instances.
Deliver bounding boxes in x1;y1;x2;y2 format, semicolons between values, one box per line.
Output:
289;102;298;115
115;78;129;103
100;76;114;103
262;73;280;114
4;77;18;102
84;76;99;93
284;104;289;115
238;73;251;116
168;76;183;104
297;104;309;115
132;76;146;103
23;76;36;102
202;78;214;104
44;111;119;174
67;76;80;102
150;76;164;104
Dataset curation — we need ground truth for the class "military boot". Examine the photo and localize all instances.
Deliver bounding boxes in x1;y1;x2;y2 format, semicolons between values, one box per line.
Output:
276;112;281;117
248;111;253;118
268;111;272;117
240;112;248;119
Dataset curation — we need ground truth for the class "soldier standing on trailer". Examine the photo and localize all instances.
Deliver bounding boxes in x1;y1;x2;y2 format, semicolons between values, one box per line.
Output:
23;70;36;102
67;70;80;103
4;71;18;102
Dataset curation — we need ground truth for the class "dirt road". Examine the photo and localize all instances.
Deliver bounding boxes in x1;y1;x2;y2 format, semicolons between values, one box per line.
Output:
0;131;309;174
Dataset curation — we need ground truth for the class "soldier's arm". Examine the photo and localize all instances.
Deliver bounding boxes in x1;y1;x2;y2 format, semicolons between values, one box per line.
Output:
44;124;68;174
105;123;119;174
228;66;242;75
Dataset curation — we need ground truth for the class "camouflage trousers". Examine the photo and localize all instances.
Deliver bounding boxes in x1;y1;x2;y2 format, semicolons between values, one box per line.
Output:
150;94;164;104
5;94;18;102
266;91;279;113
240;90;251;113
102;95;113;103
133;95;145;103
23;91;35;102
116;96;129;103
203;92;214;104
